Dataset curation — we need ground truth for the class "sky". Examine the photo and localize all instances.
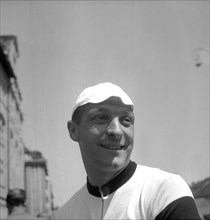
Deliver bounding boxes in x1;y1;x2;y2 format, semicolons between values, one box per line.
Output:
1;1;209;207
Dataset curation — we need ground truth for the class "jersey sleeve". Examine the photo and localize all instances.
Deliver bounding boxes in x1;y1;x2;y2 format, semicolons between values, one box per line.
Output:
155;196;201;220
146;173;201;219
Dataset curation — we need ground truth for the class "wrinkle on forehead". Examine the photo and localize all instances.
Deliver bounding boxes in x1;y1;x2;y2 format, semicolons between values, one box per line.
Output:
85;96;134;112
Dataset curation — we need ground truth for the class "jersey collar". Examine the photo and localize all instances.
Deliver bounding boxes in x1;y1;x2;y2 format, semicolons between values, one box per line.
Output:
86;160;137;197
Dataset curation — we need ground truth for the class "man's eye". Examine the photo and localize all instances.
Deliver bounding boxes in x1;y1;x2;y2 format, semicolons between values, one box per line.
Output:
94;115;108;121
122;117;133;126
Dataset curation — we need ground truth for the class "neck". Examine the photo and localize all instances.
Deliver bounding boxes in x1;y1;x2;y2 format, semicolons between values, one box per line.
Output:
85;160;130;187
87;170;114;187
86;161;137;197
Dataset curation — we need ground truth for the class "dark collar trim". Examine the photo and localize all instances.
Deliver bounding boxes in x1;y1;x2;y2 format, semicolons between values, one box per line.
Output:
86;160;137;197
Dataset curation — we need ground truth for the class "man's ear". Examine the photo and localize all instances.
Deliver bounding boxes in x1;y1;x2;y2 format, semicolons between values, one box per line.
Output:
67;120;79;142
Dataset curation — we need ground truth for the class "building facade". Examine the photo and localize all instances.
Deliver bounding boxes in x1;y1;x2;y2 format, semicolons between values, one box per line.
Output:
0;35;54;219
25;149;54;217
0;36;25;219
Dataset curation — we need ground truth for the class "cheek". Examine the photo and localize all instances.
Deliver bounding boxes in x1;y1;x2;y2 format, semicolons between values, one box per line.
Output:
79;126;102;145
125;127;134;143
79;124;98;136
89;125;106;137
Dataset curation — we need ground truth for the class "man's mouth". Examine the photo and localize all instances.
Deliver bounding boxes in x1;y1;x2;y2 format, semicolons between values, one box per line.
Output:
99;144;124;150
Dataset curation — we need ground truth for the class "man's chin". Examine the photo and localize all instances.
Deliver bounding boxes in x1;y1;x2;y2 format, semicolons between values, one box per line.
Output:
111;158;130;171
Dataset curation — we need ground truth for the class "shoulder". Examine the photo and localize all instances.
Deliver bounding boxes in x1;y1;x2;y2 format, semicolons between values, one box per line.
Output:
136;164;192;196
136;165;195;218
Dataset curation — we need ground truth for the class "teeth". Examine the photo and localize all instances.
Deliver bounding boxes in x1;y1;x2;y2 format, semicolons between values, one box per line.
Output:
100;144;123;150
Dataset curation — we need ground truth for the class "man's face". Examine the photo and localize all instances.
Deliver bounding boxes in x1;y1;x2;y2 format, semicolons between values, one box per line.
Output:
75;97;135;175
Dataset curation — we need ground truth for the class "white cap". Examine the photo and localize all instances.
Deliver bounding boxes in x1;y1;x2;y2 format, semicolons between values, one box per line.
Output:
72;82;133;117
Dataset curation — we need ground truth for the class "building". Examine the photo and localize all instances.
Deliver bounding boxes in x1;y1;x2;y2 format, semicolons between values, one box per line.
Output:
0;35;54;219
0;35;25;219
25;149;54;217
191;177;210;220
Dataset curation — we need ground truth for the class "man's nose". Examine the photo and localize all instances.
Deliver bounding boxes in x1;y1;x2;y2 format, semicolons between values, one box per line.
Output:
106;118;123;139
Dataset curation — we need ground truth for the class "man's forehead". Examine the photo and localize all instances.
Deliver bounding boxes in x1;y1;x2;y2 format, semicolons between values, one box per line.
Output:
84;97;134;113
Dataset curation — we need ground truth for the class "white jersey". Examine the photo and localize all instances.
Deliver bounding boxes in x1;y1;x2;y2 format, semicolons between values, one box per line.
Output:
54;162;200;220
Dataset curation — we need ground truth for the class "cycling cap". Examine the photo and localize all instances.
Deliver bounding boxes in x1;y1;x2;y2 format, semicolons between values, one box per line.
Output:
72;82;133;117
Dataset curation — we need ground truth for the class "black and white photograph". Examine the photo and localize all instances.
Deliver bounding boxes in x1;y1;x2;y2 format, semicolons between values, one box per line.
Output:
0;1;209;219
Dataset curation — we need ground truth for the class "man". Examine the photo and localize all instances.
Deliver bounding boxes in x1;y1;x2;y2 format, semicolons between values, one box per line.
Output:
5;188;37;219
54;82;201;219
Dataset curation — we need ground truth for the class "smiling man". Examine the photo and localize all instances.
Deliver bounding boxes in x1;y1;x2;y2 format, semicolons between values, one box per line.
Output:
54;82;201;220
